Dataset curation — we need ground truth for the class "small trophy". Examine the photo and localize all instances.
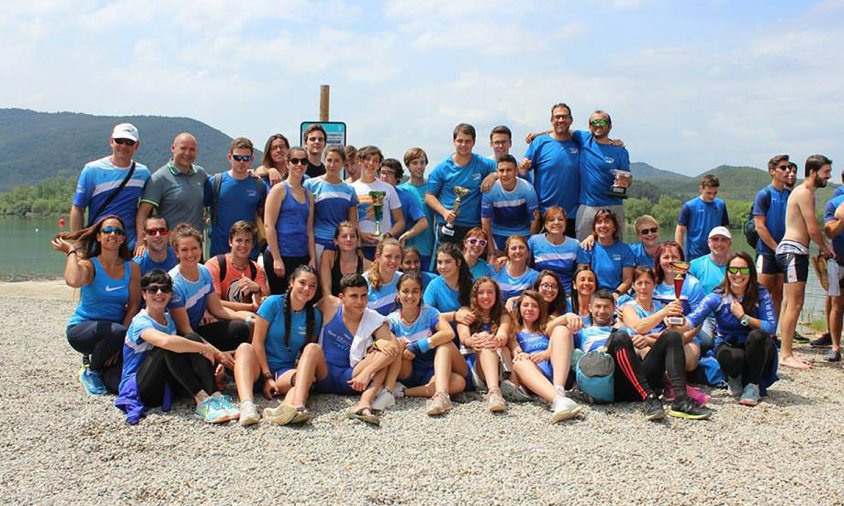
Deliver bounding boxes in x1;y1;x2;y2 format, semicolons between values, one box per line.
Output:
440;185;470;238
610;169;632;198
369;191;386;236
669;261;691;325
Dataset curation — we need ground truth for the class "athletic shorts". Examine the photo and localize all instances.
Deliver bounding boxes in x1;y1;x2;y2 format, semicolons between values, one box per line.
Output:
536;360;553;382
775;252;809;283
465;353;482;391
314;364;356;395
756;254;784;275
401;365;435;388
252;365;294;392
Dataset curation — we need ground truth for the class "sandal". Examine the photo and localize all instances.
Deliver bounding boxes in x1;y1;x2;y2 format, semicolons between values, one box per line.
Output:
291;408;314;425
347;407;380;426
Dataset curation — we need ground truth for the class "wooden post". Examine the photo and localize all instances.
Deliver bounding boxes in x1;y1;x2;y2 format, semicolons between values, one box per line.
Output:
319;85;330;121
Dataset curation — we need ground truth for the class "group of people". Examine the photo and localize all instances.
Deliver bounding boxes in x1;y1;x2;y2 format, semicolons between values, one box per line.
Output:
53;104;837;427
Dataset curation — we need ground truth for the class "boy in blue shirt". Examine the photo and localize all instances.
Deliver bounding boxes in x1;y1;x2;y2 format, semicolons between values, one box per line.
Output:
379;158;429;248
398;148;435;271
753;155;792;323
675;175;729;260
481;155;540;253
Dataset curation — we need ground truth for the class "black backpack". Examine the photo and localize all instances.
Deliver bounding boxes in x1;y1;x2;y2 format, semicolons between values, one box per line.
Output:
743;187;772;248
215;254;257;282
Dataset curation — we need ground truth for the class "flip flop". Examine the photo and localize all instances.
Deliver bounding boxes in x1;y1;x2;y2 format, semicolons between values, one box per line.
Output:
347;407;380;426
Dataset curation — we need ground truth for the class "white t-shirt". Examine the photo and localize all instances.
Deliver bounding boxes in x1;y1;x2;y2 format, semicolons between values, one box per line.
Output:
351;179;401;235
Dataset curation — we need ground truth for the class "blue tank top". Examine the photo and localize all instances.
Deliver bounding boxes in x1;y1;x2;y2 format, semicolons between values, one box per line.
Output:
516;329;550;354
276;181;310;257
320;304;354;368
68;257;131;328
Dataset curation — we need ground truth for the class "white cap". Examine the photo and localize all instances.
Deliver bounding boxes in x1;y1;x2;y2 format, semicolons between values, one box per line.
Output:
111;123;139;142
708;226;732;239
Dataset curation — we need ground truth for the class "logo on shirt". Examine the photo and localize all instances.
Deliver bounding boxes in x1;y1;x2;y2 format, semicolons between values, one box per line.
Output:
612;254;621;261
472;173;481;181
569;147;579;154
604;156;615;164
105;285;123;292
247;190;257;197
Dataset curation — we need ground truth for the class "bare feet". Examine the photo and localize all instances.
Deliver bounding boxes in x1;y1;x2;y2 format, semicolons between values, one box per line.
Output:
780;354;812;370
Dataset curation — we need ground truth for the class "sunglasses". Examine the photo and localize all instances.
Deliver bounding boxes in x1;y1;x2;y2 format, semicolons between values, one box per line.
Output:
145;227;168;237
552;114;571;121
590;119;609;127
143;284;172;294
288;157;308;165
100;226;126;236
639;227;659;235
775;164;791;171
114;138;136;146
466;237;488;247
232;154;253;162
727;266;750;275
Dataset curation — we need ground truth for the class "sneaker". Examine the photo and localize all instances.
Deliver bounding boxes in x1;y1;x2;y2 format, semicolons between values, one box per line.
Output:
662;384;675;401
667;398;712;420
195;397;230;424
426;392;453;416
685;385;711;406
551;396;583;422
486;388;507;413
263;403;298;425
810;332;832;348
643;395;664;421
500;379;532;402
738;383;761;407
726;376;743;398
217;395;240;422
392;382;407;400
793;332;810;344
290;408;314;425
239;401;260;426
825;349;841;362
78;365;107;395
371;387;396;411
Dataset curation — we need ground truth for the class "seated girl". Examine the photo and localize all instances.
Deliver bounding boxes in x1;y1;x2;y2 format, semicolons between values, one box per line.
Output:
363;237;403;316
319;221;370;297
492;234;540;304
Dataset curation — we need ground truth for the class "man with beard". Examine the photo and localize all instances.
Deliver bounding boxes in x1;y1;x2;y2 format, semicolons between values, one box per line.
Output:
776;155;835;370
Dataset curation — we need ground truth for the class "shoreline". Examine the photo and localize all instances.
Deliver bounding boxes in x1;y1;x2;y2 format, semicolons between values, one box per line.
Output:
0;279;75;301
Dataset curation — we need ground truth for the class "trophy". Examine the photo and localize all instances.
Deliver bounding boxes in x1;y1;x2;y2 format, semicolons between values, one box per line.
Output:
668;261;691;325
440;185;470;238
369;191;387;236
610;169;632;198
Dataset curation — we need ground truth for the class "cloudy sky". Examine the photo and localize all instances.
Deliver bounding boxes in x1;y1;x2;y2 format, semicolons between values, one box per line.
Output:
4;0;843;175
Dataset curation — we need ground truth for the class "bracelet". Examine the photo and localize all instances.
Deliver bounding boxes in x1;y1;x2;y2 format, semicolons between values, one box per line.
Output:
263;371;273;380
67;249;77;256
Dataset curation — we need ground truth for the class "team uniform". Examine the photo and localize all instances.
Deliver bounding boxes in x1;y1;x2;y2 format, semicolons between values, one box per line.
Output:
387;305;441;387
207;172;268;258
140;162;209;233
363;270;402;316
677;196;730;260
574;325;615;353
629;243;655;269
423;275;462;313
775;240;810;284
398;180;436;270
823;194;844;290
426;154;496;242
264;181;312;294
481;179;539;250
303;177;359;257
576;241;636;291
571;131;630;240
653;274;707;346
491;266;540;301
257;295;323;377
73;156;151;248
515;330;553;380
133;248;178;276
752;185;790;274
689;255;727;294
395;185;427;237
523;133;581;218
529;233;579;293
316;303;387;395
469;259;492;280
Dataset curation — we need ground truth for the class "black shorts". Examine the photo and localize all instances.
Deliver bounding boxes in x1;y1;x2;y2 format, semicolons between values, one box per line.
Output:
756;254;784;275
775;252;809;284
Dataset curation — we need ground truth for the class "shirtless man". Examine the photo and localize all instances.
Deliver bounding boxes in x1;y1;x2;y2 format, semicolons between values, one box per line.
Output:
776;154;835;369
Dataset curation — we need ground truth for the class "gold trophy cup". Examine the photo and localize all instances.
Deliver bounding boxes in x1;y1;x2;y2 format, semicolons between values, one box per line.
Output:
440;185;470;238
369;191;387;236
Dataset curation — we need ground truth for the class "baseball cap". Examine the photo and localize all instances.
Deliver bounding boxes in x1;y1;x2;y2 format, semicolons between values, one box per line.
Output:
111;123;139;142
708;226;731;239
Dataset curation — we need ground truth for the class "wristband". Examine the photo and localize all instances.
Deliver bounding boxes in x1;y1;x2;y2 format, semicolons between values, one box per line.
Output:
740;314;751;327
417;338;432;354
263;371;273;380
67;249;77;256
613;289;622;296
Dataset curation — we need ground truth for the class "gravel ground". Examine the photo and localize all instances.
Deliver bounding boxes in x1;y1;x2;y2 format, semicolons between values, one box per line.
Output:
2;295;844;505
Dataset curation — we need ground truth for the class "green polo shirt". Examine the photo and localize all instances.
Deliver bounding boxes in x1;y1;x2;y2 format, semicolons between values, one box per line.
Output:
140;161;209;231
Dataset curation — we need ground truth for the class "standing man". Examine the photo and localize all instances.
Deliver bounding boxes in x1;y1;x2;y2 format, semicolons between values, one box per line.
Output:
776;154;835;370
303;124;327;178
344;145;361;182
822;188;844;361
71;123;150;250
135;133;208;256
753;155;792;320
398;147;435;270
481;154;540;256
675;175;730;261
425;123;497;245
489;125;512;161
573;110;631;241
379;159;429;247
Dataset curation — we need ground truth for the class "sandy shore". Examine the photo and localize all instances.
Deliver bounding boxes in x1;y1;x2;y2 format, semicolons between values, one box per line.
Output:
1;288;843;504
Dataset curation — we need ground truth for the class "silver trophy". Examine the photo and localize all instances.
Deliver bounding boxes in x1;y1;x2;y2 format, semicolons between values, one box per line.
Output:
610;169;631;198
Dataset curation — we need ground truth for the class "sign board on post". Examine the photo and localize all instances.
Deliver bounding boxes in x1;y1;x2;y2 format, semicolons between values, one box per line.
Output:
300;121;347;146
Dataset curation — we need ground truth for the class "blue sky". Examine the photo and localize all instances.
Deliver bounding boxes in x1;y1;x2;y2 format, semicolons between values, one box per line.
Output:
4;0;843;176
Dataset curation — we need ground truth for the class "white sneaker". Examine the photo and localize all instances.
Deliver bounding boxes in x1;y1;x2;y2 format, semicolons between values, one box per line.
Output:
551;395;583;423
392;382;407;399
239;401;260;426
727;376;743;398
371;387;396;411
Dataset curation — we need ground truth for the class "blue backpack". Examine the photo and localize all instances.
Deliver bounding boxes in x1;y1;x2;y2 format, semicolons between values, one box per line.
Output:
575;350;615;403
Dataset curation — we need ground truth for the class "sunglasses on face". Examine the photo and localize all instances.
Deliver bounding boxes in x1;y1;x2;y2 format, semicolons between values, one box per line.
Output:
590;119;609;127
552;114;571;121
466;238;487;247
100;226;125;236
288;157;308;165
145;227;168;237
114;138;136;146
727;266;750;275
639;227;658;235
232;154;253;162
143;284;172;294
775;164;791;171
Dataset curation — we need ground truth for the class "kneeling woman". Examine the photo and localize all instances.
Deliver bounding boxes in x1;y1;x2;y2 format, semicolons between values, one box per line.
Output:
115;270;237;425
685;252;777;406
233;265;324;426
509;290;583;422
388;272;467;416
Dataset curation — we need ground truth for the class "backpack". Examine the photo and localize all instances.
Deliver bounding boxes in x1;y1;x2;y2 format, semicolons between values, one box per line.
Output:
575;349;615;404
215;254;257;282
743;187;772;249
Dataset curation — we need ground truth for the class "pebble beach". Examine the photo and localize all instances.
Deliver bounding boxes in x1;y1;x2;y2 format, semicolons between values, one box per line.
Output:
1;285;844;505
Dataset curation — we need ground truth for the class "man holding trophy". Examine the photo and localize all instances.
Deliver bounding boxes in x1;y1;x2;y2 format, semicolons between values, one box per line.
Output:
425;123;497;245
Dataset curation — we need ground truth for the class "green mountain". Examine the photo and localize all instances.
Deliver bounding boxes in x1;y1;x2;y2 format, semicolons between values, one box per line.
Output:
0;108;259;192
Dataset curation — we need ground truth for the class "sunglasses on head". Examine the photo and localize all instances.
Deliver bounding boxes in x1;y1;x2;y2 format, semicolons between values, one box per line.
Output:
639;227;658;235
143;284;172;294
100;226;125;236
727;266;750;275
466;237;487;247
114;138;136;146
145;227;168;237
288;157;308;165
232;154;253;162
590;119;609;127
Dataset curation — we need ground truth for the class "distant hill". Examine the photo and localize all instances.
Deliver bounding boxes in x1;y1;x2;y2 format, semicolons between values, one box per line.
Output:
0;108;259;192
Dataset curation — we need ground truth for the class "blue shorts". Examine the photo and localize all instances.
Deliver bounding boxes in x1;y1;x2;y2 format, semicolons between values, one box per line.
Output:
314;364;356;395
465;352;479;391
536;360;553;382
402;364;435;388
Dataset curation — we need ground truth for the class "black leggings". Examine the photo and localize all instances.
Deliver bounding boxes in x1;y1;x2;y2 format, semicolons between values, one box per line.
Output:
263;249;310;295
197;319;250;352
606;330;687;402
716;330;775;386
66;320;125;393
136;333;216;407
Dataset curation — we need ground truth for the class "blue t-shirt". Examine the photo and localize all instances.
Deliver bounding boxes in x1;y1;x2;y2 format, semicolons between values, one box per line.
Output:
677;196;730;260
364;270;402;316
572;131;630;207
303;177;359;247
469;258;492;280
689;255;727;294
491;265;540;301
67;257;131;328
133;248;178;276
629;243;655;269
387;304;441;367
523;134;580;216
257;294;323;372
752;185;790;257
208;172;268;258
576;241;635;290
423;275;462;312
73;156;151;248
397;181;435;257
120;310;176;393
426;154;496;227
168;264;214;329
395;186;427;234
824;194;844;259
574;325;615;352
480;179;538;237
834;186;844;198
528;233;579;293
